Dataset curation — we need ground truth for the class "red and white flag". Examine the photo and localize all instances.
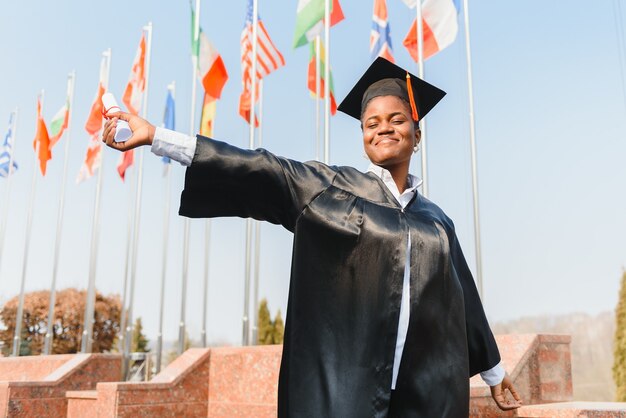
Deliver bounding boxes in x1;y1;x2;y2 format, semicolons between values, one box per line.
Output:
77;57;106;183
239;0;285;125
122;34;146;115
402;0;459;61
33;96;51;176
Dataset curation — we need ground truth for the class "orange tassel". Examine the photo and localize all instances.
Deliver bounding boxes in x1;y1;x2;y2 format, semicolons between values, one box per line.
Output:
406;73;419;122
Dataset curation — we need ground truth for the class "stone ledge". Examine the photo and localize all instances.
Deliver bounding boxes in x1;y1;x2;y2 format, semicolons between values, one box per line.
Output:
517;401;626;417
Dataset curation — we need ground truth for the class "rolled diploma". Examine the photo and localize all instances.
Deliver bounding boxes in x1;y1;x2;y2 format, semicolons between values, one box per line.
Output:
102;93;132;142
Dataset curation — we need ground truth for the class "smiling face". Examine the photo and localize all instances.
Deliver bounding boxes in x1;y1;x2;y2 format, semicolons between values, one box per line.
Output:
361;95;420;171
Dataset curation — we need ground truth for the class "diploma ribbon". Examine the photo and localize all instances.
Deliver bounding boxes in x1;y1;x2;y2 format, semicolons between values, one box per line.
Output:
101;105;122;119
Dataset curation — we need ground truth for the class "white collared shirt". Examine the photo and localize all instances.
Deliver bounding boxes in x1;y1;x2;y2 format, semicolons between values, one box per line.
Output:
151;129;505;388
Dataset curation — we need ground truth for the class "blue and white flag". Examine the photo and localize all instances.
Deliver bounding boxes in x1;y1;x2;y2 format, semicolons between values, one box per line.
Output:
161;89;176;167
0;112;18;178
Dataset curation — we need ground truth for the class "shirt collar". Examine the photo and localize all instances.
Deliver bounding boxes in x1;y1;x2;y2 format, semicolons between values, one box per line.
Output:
367;163;422;203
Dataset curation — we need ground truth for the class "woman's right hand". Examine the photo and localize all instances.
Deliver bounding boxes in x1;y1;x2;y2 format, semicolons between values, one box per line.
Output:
102;111;156;152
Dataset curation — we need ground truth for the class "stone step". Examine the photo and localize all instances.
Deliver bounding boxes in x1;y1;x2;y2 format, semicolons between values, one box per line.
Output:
0;354;120;418
516;401;626;417
66;348;211;417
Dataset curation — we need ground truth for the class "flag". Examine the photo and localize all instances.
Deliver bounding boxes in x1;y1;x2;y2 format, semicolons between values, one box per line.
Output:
307;38;337;115
76;137;102;183
0;113;18;178
78;56;106;183
122;33;146;115
239;0;286;125
118;32;146;182
116;150;134;181
161;88;175;165
293;0;344;48
371;0;394;62
199;94;216;137
402;0;460;61
191;6;229;99
197;31;228;99
48;99;69;148
33;97;51;176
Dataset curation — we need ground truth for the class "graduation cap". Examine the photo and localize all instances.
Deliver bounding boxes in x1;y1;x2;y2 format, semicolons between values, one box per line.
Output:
337;57;446;123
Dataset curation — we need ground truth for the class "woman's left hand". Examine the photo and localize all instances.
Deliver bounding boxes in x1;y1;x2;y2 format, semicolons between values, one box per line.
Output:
490;374;522;411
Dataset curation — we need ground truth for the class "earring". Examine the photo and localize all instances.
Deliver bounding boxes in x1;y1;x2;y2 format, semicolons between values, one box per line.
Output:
413;145;419;153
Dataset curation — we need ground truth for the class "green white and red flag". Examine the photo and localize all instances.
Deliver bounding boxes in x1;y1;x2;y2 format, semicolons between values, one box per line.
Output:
48;99;69;149
307;38;337;115
293;0;344;48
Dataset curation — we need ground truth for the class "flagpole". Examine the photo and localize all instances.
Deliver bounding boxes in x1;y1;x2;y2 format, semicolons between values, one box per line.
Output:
124;22;153;366
462;0;484;299
43;71;76;355
243;0;259;347
180;0;201;355
118;171;135;356
315;36;321;161
415;2;428;197
201;218;210;347
81;49;111;353
0;107;19;279
157;81;175;371
323;0;331;165
12;91;43;356
251;80;263;345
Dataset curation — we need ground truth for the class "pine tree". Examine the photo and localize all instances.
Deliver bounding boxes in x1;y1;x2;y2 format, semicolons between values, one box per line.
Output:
131;317;150;353
614;271;626;401
257;299;273;345
272;310;284;345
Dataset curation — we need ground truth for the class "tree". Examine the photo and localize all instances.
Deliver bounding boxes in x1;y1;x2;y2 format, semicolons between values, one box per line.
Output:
614;271;626;400
273;310;284;345
257;299;274;345
0;288;121;355
131;317;150;353
256;299;285;345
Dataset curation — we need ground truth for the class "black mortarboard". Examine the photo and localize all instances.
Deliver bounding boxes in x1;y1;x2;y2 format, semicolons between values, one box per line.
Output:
337;57;446;123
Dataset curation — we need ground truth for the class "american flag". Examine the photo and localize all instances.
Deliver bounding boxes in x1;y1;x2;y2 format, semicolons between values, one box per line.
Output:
239;0;285;125
370;0;394;63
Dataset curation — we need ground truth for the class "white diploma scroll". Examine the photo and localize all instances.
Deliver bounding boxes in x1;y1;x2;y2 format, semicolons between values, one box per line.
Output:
102;93;132;143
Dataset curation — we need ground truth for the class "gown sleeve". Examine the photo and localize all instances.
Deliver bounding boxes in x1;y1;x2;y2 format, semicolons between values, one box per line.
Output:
179;135;338;232
448;225;501;377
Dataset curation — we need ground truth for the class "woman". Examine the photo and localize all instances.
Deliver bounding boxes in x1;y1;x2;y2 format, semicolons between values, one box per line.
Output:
103;58;521;417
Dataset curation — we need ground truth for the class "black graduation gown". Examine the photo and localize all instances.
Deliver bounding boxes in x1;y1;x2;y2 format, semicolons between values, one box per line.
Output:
179;136;501;418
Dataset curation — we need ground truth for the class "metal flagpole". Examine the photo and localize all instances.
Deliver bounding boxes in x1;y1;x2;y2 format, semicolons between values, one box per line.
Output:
462;0;484;299
125;22;153;364
323;0;331;164
251;80;264;345
201;218;210;347
81;49;111;353
0;107;19;278
415;1;428;197
12;91;43;357
117;170;135;355
157;81;175;371
243;0;259;346
44;71;76;355
315;36;321;161
180;0;201;355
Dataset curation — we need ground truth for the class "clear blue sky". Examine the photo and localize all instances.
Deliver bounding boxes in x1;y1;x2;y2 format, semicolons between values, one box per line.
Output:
1;0;626;347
